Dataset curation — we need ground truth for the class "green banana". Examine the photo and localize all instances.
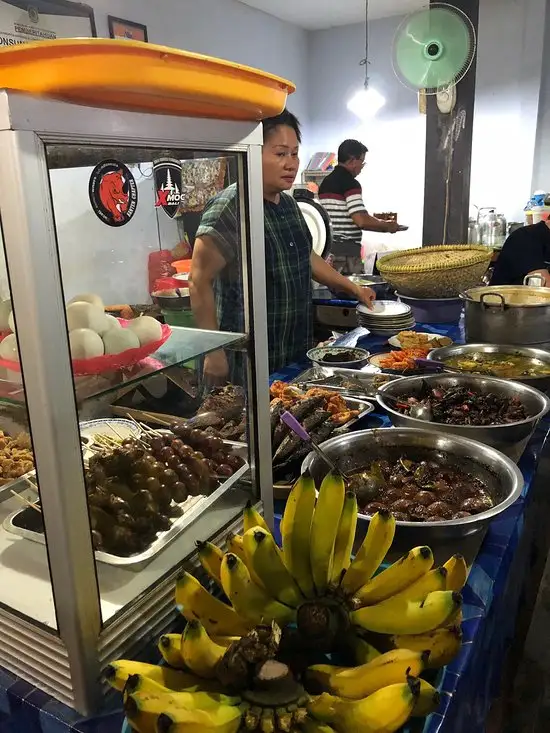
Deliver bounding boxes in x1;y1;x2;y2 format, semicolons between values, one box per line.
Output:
341;510;395;595
412;678;441;717
281;470;316;598
220;553;296;626
243;501;270;534
310;472;346;594
243;527;303;607
329;491;358;585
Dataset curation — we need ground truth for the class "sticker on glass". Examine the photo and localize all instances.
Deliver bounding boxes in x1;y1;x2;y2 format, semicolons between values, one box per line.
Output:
88;160;138;227
153;158;183;218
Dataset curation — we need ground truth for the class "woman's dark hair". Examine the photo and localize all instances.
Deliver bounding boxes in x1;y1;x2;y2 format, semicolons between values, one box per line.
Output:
338;139;368;163
263;109;302;144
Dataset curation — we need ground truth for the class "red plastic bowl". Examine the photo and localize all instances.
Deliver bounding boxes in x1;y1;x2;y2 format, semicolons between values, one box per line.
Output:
0;319;172;376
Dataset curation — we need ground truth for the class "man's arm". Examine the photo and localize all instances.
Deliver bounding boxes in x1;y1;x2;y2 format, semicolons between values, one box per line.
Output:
189;236;230;383
344;185;399;233
311;252;375;306
351;211;400;233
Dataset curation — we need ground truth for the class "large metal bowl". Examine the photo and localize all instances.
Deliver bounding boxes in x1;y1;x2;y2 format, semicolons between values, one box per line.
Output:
377;373;550;462
427;343;550;392
307;346;370;370
301;428;524;541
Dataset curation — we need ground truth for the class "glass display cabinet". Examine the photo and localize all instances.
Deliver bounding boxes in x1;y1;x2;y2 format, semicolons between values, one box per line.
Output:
0;90;273;714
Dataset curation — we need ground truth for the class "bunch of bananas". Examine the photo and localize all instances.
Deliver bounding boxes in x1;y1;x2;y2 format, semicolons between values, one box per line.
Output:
108;469;468;733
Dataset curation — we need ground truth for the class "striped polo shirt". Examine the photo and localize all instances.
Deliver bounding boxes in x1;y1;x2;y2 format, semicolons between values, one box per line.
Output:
318;165;366;244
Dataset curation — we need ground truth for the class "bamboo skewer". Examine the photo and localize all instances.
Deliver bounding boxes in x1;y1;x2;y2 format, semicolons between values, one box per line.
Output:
10;490;41;513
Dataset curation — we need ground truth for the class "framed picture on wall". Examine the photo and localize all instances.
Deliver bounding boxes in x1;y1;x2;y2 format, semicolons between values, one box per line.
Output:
108;15;148;42
0;0;96;43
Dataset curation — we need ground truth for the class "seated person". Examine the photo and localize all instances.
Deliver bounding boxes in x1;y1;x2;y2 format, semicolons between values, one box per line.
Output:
491;220;550;286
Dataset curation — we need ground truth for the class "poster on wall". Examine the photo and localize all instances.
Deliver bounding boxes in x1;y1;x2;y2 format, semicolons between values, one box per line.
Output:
0;0;96;47
108;15;148;42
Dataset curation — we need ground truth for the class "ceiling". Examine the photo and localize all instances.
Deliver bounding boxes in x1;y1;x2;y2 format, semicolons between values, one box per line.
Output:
237;0;425;31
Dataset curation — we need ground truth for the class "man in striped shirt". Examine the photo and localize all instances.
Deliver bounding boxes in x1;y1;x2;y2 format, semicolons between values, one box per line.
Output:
319;139;402;274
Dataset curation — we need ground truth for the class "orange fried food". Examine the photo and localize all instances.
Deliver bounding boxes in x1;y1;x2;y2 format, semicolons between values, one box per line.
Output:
379;347;431;371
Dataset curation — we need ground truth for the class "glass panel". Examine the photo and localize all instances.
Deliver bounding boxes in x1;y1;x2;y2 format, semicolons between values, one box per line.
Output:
44;144;254;627
0;230;58;632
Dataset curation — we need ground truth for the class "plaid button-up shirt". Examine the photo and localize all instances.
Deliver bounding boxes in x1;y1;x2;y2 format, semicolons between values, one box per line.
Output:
196;184;313;374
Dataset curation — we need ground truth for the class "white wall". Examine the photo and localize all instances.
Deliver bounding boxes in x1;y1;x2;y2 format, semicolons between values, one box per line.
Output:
470;0;547;223
45;0;309;305
532;0;550;191
307;15;426;251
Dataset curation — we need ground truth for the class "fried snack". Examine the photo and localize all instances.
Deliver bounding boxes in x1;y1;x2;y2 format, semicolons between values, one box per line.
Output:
269;384;360;426
396;331;452;349
379;348;431;371
0;430;34;485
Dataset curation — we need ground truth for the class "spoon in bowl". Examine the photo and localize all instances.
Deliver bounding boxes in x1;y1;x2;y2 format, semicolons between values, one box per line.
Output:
380;395;433;422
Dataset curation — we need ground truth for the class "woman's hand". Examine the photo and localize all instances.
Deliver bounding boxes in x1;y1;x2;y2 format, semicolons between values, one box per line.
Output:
203;350;229;385
354;284;376;308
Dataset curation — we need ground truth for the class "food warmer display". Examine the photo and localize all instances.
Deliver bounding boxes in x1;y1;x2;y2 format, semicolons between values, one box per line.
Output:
0;78;281;714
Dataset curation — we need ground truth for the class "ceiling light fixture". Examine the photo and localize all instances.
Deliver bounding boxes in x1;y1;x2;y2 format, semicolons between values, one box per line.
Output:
347;0;386;120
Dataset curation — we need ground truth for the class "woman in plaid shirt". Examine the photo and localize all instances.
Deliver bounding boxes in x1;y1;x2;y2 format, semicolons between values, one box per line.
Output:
190;110;375;383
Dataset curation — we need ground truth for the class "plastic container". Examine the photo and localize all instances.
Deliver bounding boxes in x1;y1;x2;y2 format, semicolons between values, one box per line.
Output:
172;259;192;274
396;293;463;324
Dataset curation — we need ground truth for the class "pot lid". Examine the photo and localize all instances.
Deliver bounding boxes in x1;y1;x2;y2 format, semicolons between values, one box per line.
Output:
463;285;550;306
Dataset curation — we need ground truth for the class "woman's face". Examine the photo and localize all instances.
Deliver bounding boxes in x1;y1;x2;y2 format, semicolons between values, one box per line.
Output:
262;124;300;196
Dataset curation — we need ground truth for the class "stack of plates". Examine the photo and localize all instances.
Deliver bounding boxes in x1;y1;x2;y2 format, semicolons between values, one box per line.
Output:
357;301;415;335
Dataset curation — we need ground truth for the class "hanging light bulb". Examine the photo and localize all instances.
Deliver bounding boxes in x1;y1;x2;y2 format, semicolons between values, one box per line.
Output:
347;85;386;119
347;0;386;120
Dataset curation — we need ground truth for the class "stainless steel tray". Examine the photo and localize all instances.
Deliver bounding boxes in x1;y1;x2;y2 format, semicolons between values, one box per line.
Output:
332;396;375;431
290;367;403;399
3;441;249;569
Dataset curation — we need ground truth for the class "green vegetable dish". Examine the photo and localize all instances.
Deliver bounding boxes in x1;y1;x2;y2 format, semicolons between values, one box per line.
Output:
444;353;550;379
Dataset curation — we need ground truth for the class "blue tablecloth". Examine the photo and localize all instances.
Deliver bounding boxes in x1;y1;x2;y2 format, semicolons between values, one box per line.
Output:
0;318;547;733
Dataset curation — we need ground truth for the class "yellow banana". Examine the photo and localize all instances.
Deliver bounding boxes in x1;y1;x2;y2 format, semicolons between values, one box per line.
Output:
310;472;346;594
125;691;242;733
281;470;316;598
158;634;185;669
104;660;206;693
329;491;358;585
197;540;225;587
302;718;337;733
354;546;434;606
307;648;427;700
243;501;270;534
341;511;396;595
123;673;240;708
307;679;420;732
211;635;240;648
181;620;226;679
392;625;462;668
226;533;247;562
356;566;448;613
243;527;303;607
412;679;441;717
352;590;462;635
175;571;250;637
353;637;381;665
443;554;468;592
220;553;296;626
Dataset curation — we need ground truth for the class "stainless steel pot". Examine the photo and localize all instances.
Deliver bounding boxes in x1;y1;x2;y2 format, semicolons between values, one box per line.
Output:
301;428;524;541
376;373;550;462
427;343;550;392
460;277;550;347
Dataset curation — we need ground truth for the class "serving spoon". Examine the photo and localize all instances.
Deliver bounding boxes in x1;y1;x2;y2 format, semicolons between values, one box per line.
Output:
380;394;433;422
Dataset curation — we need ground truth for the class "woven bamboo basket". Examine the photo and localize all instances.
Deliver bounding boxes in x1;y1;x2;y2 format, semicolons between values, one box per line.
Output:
376;245;492;298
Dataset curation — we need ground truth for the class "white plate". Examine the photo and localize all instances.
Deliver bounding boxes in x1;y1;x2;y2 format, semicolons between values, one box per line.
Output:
357;301;411;317
297;200;327;257
388;332;453;349
79;418;141;444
